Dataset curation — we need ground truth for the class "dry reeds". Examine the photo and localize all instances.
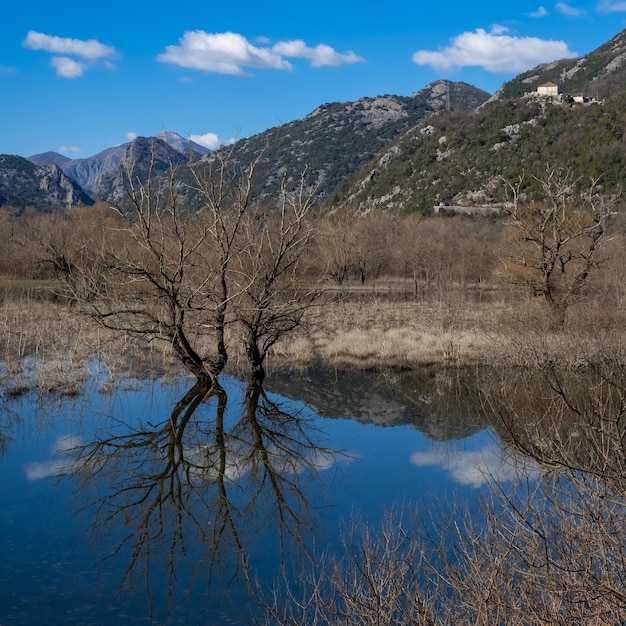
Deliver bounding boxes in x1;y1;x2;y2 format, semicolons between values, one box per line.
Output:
0;290;180;395
3;278;626;391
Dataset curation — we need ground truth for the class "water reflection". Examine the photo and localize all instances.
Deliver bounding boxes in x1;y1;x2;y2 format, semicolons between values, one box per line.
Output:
482;362;626;489
0;391;27;461
266;367;487;440
57;377;340;603
410;441;541;488
1;366;557;625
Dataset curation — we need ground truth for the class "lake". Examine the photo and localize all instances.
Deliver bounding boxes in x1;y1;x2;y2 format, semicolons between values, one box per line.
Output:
0;367;531;625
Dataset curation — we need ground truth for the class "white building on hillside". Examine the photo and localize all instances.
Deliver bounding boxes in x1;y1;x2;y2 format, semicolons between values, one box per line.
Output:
537;82;560;97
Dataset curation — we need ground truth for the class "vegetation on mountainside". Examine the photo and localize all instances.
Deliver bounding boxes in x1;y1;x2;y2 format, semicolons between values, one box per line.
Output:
338;90;626;214
197;81;489;205
500;28;626;100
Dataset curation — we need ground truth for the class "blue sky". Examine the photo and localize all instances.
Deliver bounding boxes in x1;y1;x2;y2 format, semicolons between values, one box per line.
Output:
2;0;625;158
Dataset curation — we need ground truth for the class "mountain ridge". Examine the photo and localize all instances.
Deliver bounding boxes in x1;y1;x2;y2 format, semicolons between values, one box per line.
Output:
28;130;210;194
4;27;626;213
0;155;94;211
202;80;490;205
493;28;626;101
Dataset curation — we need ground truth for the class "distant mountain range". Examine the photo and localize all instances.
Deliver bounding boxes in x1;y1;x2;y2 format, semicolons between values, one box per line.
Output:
3;27;626;213
0;154;93;211
30;130;209;194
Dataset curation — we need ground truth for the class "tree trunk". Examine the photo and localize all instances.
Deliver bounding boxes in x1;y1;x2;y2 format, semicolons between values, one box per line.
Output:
246;335;266;383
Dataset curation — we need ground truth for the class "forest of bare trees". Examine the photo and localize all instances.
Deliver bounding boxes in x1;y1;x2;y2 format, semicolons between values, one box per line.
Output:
2;163;626;386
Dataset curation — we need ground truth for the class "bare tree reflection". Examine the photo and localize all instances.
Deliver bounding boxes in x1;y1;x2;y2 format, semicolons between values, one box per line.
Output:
65;377;339;604
0;392;25;460
261;363;626;625
483;360;626;489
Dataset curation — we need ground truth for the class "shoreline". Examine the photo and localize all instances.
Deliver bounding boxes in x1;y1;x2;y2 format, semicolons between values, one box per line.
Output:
2;290;626;397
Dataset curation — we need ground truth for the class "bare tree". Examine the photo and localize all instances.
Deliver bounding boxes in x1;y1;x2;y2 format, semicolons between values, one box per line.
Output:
502;167;617;323
37;145;320;384
186;147;268;377
230;174;320;381
79;158;230;384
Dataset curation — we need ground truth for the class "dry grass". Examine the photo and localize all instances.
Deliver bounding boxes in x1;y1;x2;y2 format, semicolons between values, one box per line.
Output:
3;281;626;392
269;286;626;373
0;291;181;395
270;297;503;370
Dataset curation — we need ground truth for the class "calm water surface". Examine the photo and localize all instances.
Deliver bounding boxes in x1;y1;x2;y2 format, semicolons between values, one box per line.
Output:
0;368;520;625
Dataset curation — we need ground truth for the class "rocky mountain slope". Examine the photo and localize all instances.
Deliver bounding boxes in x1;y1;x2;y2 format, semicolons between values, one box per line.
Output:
154;130;210;156
211;80;490;204
95;135;193;203
333;30;626;214
494;28;626;101
0;155;93;211
27;152;72;168
334;88;626;214
62;144;127;194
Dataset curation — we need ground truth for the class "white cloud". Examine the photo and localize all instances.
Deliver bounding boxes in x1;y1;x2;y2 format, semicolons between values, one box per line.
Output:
412;27;577;73
23;31;115;60
157;30;364;75
597;0;626;11
272;40;364;67
24;435;82;480
489;24;510;35
158;31;292;76
529;6;549;17
189;132;235;150
23;31;116;78
51;56;85;78
555;2;584;15
126;131;138;140
58;145;82;154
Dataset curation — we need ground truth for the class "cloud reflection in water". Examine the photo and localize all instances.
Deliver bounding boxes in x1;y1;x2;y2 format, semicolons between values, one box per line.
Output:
411;442;541;488
23;434;82;480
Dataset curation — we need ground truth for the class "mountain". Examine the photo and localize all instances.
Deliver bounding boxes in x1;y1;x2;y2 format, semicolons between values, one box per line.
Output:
2;134;195;210
0;154;93;211
62;144;128;193
208;80;490;205
334;85;626;214
94;136;194;203
155;130;210;155
494;28;626;102
44;83;488;209
31;131;209;195
27;151;72;168
323;28;626;214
